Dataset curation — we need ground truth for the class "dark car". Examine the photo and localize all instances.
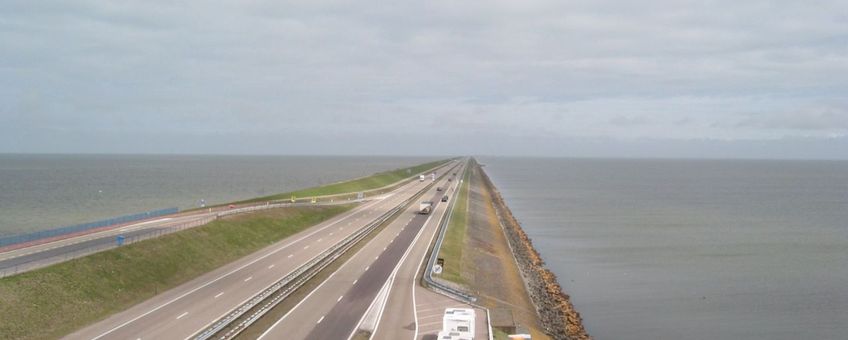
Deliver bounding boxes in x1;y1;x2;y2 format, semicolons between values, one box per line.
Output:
437;187;443;191
441;195;449;202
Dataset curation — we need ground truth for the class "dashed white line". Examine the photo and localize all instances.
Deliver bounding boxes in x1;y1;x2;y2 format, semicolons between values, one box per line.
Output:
268;264;275;269
317;315;325;324
352;279;358;285
337;295;344;302
287;254;293;258
176;312;188;320
244;276;252;282
303;245;310;250
329;232;334;236
317;238;322;242
365;266;369;271
214;292;224;299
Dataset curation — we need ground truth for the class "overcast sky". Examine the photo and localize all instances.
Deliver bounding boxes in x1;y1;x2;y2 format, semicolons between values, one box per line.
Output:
2;1;847;158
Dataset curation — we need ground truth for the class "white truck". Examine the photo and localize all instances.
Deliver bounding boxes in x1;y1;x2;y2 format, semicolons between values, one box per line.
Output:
419;175;426;182
440;308;476;339
419;201;434;215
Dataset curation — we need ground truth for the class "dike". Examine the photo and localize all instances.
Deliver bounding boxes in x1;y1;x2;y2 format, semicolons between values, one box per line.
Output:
478;166;591;340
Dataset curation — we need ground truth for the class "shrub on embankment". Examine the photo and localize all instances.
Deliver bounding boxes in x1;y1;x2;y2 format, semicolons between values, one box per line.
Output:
478;168;591;340
0;205;352;340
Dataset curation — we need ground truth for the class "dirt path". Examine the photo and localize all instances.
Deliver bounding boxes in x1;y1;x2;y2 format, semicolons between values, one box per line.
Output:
476;162;591;340
456;161;552;339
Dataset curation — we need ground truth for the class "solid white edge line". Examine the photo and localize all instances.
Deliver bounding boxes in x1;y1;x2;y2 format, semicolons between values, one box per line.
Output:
259;169;459;340
360;189;444;340
411;165;464;340
89;196;388;340
182;190;417;340
255;207;404;340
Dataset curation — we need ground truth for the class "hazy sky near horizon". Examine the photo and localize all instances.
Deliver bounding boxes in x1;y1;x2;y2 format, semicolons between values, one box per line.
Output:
2;1;848;158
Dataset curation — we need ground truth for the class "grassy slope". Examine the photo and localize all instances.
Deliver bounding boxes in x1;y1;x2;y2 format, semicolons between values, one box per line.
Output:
0;205;352;340
439;161;471;284
237;159;451;203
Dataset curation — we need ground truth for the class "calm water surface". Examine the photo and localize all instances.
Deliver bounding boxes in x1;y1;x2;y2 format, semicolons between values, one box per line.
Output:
0;154;437;235
481;157;848;340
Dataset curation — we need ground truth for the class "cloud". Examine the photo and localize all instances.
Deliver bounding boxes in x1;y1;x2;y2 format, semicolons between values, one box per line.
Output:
738;105;848;131
1;0;847;157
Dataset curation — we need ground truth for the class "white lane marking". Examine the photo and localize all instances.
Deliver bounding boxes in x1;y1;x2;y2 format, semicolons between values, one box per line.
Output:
375;255;379;260
365;266;369;271
214;292;224;299
90;197;388;340
287;254;293;258
268;264;275;269
176;312;188;320
317;238;322;242
252;178;444;340
411;188;449;340
383;246;387;251
337;295;344;302
317;315;325;324
118;218;174;232
244;276;252;282
329;232;334;236
303;245;310;250
352;279;358;285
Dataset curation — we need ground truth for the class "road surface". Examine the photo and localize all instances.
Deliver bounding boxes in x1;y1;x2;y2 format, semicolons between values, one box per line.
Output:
64;164;457;340
256;162;469;340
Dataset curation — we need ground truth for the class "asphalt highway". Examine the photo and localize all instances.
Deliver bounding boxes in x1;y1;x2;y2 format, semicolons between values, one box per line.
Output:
64;164;456;340
0;214;212;274
0;162;455;277
256;162;466;340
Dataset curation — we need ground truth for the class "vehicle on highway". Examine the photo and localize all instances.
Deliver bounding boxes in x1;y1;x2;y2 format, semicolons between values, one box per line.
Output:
437;187;443;191
439;308;476;339
442;195;449;202
419;201;433;214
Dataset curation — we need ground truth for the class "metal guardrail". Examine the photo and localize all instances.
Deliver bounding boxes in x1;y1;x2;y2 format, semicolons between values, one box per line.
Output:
422;163;477;303
193;165;457;340
0;215;215;278
0;207;179;248
422;161;495;340
0;163;455;279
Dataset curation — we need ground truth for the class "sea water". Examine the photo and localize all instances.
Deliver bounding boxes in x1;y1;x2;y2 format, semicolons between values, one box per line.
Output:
0;154;436;235
481;157;848;340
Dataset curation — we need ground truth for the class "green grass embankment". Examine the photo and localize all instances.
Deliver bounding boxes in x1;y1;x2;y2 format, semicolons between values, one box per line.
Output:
236;159;452;204
439;161;472;284
0;205;353;340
